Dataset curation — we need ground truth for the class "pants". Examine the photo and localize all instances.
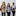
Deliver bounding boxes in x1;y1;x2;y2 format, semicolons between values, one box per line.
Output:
7;12;10;16
2;12;5;16
12;11;15;16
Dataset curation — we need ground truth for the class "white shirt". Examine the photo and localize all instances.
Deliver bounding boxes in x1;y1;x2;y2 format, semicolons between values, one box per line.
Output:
8;7;10;12
12;5;15;9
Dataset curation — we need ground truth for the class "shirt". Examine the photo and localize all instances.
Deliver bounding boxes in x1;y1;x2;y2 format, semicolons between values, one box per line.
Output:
8;7;10;12
12;5;15;9
6;7;12;12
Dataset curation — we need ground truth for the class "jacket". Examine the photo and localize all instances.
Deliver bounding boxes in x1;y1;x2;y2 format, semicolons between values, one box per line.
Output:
1;5;6;13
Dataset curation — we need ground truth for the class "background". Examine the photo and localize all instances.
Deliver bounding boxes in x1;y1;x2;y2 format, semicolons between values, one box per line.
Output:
0;0;16;8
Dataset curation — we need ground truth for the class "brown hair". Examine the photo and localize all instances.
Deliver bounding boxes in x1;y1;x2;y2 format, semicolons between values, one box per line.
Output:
7;3;10;7
3;2;5;5
2;2;5;6
13;2;14;5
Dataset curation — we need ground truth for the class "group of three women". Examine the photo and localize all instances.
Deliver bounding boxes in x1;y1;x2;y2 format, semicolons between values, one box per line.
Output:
1;2;15;16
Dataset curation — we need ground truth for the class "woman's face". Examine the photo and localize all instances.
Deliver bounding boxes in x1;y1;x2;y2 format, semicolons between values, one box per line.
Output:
3;3;4;5
8;3;9;6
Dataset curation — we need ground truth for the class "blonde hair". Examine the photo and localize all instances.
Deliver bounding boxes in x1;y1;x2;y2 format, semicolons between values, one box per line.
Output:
2;2;6;7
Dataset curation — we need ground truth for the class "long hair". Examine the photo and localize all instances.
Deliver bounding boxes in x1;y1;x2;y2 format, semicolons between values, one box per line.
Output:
13;2;14;5
12;2;14;6
2;2;6;7
2;2;5;6
7;3;10;7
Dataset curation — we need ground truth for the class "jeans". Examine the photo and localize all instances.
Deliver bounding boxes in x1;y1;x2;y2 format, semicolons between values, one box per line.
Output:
12;11;15;16
7;12;10;16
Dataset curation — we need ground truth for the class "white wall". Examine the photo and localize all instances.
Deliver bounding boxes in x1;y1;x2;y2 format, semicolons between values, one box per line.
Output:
5;0;12;7
5;0;16;7
0;0;16;8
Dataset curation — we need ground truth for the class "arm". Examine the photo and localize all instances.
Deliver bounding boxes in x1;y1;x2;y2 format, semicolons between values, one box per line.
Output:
1;5;3;11
10;7;12;10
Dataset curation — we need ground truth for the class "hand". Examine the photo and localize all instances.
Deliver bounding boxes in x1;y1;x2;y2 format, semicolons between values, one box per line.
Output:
2;6;3;9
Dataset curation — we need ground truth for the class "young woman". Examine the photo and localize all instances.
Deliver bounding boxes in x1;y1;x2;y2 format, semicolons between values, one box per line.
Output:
12;3;15;16
12;2;15;9
6;3;11;16
1;2;6;16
